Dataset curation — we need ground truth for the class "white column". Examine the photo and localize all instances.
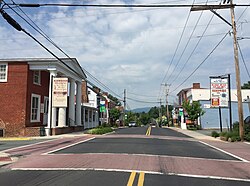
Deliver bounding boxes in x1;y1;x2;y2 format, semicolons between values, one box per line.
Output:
58;108;66;127
46;70;57;136
76;81;82;126
69;78;75;126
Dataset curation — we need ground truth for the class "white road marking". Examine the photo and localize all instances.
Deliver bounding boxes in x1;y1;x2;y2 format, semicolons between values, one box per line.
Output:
1;139;58;153
42;137;95;155
199;141;249;162
11;167;250;182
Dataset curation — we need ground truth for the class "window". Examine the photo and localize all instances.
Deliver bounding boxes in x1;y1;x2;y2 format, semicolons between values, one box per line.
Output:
0;63;8;82
85;110;88;122
33;71;41;85
93;112;95;122
31;94;41;122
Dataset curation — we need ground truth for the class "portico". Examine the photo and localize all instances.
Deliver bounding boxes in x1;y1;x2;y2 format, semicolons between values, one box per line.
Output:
28;58;86;136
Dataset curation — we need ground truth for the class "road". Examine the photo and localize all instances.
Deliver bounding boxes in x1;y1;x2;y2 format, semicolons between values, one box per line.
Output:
1;126;250;186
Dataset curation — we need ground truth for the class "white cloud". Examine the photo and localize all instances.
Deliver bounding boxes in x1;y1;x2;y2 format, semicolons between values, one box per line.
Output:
0;0;250;108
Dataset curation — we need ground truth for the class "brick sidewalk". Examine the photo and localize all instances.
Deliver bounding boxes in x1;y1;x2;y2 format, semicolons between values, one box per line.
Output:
170;127;250;162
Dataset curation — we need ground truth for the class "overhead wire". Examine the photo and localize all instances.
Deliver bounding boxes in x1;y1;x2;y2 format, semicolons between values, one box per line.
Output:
168;0;209;84
237;42;250;79
170;32;229;93
160;0;196;85
170;0;250;94
170;5;215;85
4;0;123;100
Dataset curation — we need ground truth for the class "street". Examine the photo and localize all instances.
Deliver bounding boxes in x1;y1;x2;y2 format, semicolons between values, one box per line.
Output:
1;126;250;186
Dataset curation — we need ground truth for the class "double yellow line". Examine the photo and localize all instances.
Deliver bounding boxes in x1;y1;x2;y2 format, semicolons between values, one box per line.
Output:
127;171;145;186
146;126;151;136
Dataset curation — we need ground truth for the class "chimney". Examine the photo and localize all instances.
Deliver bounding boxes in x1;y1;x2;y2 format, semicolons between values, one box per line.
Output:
193;83;200;89
81;81;88;103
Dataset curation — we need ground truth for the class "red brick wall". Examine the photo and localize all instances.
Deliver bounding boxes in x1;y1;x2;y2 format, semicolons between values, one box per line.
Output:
26;70;49;127
0;62;50;137
0;62;29;136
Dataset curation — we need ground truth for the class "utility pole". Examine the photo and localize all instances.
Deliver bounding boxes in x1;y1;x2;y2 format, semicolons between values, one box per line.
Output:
124;89;126;112
159;98;162;125
229;0;244;141
191;0;244;140
123;89;126;126
162;83;170;126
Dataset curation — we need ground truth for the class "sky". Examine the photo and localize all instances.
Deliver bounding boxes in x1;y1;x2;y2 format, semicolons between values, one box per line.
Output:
0;0;249;109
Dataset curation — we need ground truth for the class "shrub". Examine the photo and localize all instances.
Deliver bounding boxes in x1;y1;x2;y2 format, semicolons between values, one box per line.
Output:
211;131;219;138
227;130;241;142
87;127;113;135
244;133;250;142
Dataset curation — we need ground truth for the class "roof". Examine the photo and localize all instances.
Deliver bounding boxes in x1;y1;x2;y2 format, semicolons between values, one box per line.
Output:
0;57;86;80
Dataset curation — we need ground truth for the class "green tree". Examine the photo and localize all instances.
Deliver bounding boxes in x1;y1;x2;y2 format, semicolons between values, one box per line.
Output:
148;106;159;119
241;81;250;89
182;100;205;123
109;108;121;125
108;94;121;106
139;112;150;125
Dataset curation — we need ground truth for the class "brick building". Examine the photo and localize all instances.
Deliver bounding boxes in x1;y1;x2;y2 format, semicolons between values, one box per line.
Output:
0;58;86;137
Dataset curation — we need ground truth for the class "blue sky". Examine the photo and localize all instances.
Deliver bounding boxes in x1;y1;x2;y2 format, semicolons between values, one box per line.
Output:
0;0;249;109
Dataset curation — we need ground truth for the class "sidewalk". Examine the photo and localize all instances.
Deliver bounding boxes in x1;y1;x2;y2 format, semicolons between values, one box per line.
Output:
169;127;220;141
0;131;89;166
170;127;250;162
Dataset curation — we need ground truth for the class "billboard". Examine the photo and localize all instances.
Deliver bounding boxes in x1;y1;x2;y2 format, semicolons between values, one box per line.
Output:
210;77;228;108
52;77;68;107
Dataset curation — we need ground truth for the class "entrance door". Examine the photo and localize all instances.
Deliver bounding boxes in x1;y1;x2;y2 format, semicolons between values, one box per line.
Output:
43;97;49;125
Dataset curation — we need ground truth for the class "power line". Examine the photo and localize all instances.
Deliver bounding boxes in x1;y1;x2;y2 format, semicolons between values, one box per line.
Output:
160;0;196;85
170;1;250;94
127;91;159;98
127;97;160;104
170;8;215;85
170;32;229;94
237;41;250;79
168;0;208;84
2;0;122;100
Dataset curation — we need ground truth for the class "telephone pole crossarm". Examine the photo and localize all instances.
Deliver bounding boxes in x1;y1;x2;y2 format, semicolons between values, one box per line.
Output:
190;4;232;11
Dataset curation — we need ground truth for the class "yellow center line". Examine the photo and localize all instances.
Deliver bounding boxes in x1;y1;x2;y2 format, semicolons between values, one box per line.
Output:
146;126;151;136
127;171;136;186
138;172;145;186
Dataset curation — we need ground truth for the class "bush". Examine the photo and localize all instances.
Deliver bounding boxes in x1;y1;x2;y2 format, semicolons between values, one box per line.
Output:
211;131;219;138
244;133;250;141
87;127;113;135
227;131;241;142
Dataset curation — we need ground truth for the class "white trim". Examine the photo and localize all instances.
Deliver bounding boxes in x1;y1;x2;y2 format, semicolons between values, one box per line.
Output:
30;93;41;122
0;63;8;82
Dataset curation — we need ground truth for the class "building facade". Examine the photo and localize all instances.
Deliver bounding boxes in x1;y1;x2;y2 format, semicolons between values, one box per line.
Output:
176;83;250;129
0;58;86;137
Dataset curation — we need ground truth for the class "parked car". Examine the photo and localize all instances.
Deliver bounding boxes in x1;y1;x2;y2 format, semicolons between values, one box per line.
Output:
244;116;250;125
128;122;136;127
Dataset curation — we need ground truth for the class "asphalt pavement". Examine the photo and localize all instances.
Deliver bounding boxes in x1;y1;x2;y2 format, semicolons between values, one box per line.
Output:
1;126;250;186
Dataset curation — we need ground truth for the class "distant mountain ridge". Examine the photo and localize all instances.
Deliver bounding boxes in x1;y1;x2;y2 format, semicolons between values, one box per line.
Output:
131;107;151;113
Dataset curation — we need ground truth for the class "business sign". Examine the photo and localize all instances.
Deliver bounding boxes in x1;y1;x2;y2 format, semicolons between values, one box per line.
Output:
52;77;68;107
100;101;106;112
210;77;228;108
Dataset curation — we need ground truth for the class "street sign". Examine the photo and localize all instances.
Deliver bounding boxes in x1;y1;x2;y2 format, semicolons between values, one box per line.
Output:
210;77;228;107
